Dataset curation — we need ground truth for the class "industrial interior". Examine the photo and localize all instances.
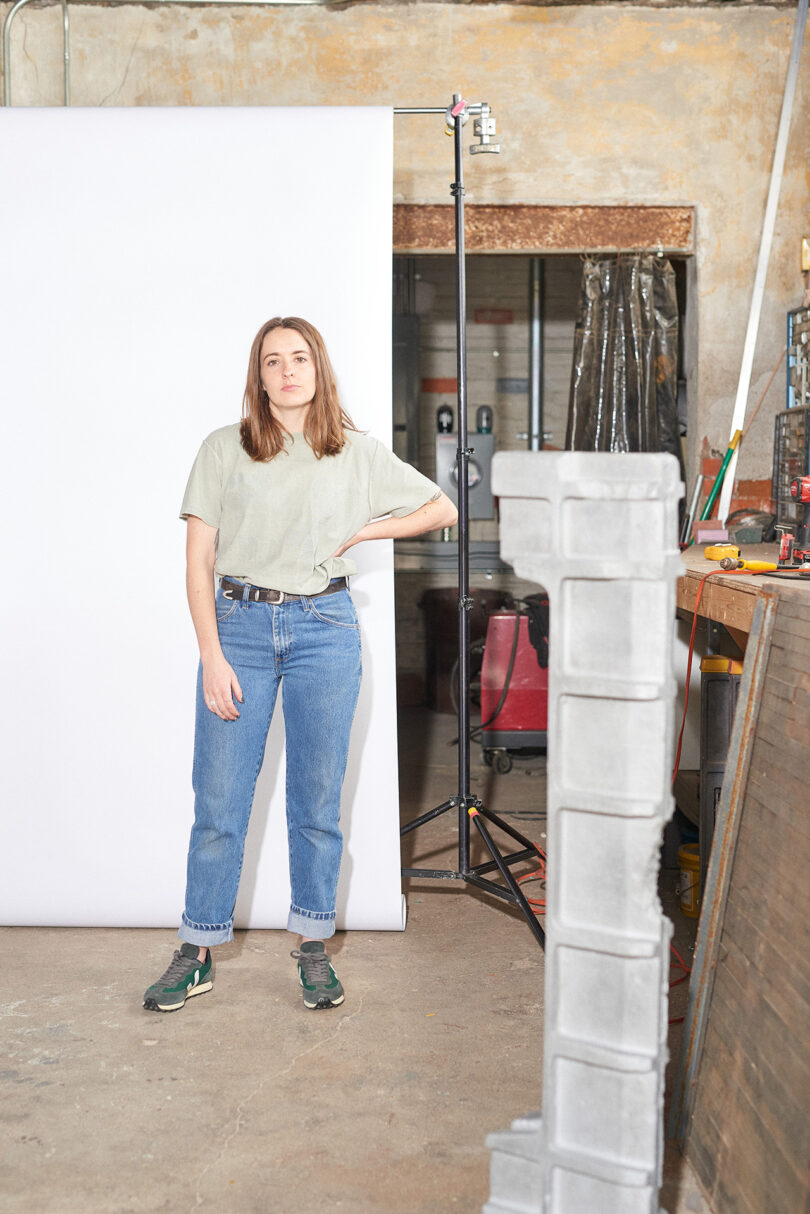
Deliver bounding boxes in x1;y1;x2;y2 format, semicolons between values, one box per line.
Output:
3;2;810;1213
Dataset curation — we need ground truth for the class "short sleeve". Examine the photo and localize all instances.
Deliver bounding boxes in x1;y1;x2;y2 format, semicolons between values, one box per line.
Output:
367;440;442;520
180;439;223;527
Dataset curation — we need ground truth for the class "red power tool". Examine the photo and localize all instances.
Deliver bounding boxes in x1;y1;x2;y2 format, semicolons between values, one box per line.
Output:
790;475;810;504
774;477;810;569
777;522;810;571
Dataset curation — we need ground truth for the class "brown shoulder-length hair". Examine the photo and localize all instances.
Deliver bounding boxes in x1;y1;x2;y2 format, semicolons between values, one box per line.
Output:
240;316;358;461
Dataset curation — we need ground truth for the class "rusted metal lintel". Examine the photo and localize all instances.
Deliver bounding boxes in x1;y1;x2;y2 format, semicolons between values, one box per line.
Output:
393;203;694;255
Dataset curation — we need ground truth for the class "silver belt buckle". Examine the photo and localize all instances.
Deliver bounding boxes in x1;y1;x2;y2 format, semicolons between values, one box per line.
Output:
268;589;285;604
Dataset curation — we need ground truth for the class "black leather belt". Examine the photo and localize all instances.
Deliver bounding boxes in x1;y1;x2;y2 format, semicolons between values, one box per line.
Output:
220;576;347;605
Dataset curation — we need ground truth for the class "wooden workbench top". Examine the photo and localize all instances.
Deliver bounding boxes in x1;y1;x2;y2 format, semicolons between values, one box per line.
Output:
678;543;809;634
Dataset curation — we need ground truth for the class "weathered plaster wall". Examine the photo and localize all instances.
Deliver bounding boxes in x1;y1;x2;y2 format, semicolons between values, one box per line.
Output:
3;2;808;490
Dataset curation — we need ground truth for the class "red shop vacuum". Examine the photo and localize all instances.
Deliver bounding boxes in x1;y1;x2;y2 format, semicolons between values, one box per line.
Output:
479;594;549;774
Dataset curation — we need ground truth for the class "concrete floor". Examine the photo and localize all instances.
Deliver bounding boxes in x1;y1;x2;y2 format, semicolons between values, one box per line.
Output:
2;707;709;1213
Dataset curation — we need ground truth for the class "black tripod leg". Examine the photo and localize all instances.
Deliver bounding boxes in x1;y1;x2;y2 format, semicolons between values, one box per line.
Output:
475;804;542;855
469;809;546;948
400;798;457;837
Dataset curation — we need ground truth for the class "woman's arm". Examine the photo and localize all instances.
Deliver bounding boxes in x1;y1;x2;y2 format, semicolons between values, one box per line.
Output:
332;491;458;558
186;515;243;720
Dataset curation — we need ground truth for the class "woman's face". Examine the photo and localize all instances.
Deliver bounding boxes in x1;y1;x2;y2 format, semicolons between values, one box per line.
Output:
259;328;317;425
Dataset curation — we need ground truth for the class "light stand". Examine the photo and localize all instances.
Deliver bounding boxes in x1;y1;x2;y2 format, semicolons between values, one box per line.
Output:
399;95;545;949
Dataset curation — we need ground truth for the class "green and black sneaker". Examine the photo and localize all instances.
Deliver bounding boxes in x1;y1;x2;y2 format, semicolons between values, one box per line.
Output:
143;943;213;1013
290;941;344;1010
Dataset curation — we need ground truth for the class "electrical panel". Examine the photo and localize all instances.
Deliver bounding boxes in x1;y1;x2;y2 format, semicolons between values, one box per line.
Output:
435;432;495;519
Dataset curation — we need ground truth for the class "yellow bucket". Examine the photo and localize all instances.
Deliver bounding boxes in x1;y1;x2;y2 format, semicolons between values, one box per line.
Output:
699;656;744;675
678;844;700;919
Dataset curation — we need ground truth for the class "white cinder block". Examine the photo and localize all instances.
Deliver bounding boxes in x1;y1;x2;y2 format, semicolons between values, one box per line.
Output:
549;1168;656;1214
485;451;683;1214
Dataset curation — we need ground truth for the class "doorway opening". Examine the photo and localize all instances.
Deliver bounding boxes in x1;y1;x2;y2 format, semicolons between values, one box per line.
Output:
391;251;691;708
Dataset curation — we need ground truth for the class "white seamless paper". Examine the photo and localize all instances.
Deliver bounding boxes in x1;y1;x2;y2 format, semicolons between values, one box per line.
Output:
0;106;405;931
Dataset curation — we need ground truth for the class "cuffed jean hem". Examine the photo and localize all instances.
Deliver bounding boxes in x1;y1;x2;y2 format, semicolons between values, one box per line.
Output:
287;906;336;940
178;915;233;948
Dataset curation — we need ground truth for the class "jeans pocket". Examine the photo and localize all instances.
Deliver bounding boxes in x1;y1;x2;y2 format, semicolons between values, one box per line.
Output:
308;592;359;629
215;595;239;623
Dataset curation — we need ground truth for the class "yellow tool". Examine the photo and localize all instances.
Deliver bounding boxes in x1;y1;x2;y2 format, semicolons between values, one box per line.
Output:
719;557;778;572
705;543;739;562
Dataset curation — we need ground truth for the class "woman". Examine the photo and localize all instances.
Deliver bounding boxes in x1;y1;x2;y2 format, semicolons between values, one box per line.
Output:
143;317;457;1013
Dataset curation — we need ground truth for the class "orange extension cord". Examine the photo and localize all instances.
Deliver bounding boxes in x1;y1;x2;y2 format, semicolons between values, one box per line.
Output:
519;844;689;1024
669;942;693;1023
517;845;547;915
516;842;691;1022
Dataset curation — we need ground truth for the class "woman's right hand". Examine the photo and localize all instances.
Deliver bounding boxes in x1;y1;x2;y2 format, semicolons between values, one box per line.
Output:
185;517;244;721
202;655;244;721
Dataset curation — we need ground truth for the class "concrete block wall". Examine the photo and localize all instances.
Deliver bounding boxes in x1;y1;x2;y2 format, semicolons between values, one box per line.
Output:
2;2;805;488
486;451;683;1214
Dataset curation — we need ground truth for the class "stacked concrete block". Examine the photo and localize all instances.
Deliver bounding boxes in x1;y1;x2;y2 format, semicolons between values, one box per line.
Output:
485;451;683;1214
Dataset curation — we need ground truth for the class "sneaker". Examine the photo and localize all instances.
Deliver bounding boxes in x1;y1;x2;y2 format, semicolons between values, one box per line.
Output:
143;942;213;1012
290;941;344;1010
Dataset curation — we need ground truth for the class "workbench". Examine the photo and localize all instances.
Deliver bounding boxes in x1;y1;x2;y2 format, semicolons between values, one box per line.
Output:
671;548;810;1212
676;542;808;643
674;542;807;830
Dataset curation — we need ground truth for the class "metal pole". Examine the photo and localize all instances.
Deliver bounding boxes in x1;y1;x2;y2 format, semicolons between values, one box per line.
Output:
62;0;70;105
680;470;704;546
3;0;33;107
393;96;541;945
528;257;544;451
451;95;472;874
716;0;808;522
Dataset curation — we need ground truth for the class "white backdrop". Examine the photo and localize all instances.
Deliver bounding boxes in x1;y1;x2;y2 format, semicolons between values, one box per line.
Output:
0;106;406;931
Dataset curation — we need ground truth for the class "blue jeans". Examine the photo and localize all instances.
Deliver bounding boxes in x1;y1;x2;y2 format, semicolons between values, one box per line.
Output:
178;581;362;946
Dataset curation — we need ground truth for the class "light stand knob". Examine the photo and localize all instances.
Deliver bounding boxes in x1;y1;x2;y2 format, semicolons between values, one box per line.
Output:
470;104;500;155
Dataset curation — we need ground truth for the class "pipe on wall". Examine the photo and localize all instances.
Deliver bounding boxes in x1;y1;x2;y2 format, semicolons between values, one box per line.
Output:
528;257;544;451
3;0;33;107
61;0;69;105
3;0;333;106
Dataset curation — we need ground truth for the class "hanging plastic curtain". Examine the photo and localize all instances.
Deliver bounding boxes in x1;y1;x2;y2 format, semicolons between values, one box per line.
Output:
565;254;681;461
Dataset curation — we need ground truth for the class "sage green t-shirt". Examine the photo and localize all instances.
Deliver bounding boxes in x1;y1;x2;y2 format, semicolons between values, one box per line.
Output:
180;423;441;594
